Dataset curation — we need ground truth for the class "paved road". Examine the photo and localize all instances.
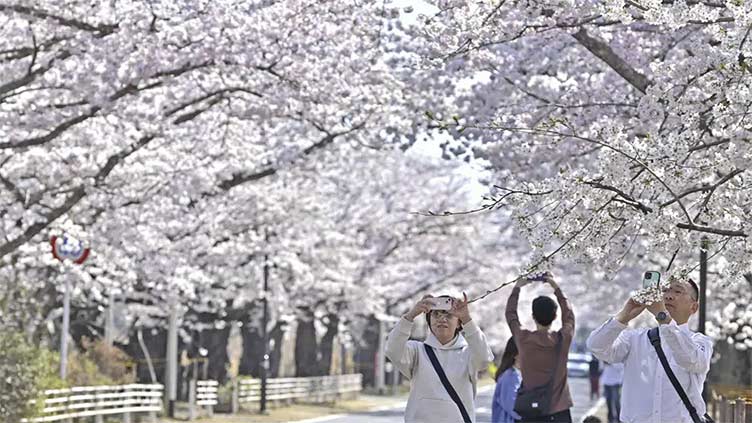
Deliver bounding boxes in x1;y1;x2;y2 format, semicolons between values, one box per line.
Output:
302;376;603;423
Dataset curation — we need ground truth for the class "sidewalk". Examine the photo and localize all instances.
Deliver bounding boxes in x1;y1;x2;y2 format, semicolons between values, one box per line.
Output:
161;378;497;423
161;393;409;423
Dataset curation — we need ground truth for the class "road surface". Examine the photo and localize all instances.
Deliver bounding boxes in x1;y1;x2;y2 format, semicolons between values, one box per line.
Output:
300;376;604;423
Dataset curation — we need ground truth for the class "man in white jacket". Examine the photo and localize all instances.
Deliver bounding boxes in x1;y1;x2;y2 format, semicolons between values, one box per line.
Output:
385;293;494;423
586;277;713;423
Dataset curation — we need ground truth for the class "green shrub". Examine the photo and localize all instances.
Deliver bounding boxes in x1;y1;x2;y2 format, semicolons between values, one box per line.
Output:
79;337;135;385
0;331;63;423
0;331;138;422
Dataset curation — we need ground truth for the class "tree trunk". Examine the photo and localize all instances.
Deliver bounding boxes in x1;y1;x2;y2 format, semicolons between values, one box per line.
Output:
318;313;339;375
239;325;264;377
199;326;231;384
295;307;319;377
269;321;286;378
125;327;167;383
354;314;380;387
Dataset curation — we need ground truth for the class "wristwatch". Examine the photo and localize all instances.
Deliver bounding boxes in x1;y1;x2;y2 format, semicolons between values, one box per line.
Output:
655;311;670;323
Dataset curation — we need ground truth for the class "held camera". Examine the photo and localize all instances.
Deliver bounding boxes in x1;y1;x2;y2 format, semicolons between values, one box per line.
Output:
430;297;453;311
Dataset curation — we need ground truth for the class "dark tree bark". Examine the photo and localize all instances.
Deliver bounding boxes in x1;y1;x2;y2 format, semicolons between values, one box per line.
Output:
354;314;380;387
125;327;167;383
295;307;319;377
239;324;264;377
269;321;286;378
198;326;231;384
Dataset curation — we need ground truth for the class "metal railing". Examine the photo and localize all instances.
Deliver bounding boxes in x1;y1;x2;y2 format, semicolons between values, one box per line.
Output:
235;373;362;409
20;384;162;423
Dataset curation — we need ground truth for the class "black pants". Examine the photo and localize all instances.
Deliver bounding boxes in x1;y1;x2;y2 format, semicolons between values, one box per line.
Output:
518;409;572;423
604;384;622;423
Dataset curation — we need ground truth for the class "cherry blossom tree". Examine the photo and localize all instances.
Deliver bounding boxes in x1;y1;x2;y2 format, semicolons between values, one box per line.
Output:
392;0;751;343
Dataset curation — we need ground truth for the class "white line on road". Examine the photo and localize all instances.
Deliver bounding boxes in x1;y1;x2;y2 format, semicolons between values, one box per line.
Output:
294;414;350;423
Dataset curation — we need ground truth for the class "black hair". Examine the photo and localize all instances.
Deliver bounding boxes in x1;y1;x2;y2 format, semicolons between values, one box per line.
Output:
532;296;557;326
495;337;518;381
425;295;462;335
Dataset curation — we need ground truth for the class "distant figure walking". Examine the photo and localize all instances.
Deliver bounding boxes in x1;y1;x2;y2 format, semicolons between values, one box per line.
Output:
589;356;600;401
601;361;624;423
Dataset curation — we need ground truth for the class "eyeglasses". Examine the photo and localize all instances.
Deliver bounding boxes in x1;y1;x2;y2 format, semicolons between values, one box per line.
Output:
430;310;453;320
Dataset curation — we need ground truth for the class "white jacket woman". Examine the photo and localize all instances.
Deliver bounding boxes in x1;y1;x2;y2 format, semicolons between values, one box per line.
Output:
386;293;494;423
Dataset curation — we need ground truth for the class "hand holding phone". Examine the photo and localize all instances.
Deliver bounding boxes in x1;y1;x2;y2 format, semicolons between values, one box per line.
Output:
430;297;453;311
642;271;661;289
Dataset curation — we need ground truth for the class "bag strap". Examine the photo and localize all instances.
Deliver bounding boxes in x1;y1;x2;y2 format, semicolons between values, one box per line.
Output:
423;344;472;423
648;327;702;423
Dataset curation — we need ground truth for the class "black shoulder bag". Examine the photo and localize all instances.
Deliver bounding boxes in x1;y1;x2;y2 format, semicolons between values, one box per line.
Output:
423;344;472;423
514;332;563;418
648;327;714;423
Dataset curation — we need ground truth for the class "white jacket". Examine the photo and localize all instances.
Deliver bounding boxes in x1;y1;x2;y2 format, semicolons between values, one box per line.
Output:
385;317;494;423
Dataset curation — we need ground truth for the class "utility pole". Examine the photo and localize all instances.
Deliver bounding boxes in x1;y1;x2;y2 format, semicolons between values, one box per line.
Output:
165;297;179;417
699;237;708;334
61;271;72;380
260;229;270;414
105;291;115;346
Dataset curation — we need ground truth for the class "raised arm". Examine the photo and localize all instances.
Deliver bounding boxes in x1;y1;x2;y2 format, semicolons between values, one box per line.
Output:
385;317;419;378
586;318;632;364
660;322;713;374
587;298;644;364
505;278;530;337
385;296;434;379
461;320;494;373
452;293;494;373
548;278;574;338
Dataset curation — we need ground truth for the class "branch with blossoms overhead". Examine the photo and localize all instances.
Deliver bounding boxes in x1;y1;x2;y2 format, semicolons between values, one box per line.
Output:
408;0;752;286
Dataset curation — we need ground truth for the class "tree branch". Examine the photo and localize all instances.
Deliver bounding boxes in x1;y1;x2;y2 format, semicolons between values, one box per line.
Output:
660;168;744;208
572;28;650;94
675;223;747;237
217;122;366;191
0;5;117;35
585;179;653;214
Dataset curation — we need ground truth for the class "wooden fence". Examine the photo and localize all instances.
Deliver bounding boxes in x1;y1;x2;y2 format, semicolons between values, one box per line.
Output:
709;384;752;423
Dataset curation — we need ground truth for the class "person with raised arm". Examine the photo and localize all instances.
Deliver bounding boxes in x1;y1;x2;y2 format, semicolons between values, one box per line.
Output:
385;293;494;423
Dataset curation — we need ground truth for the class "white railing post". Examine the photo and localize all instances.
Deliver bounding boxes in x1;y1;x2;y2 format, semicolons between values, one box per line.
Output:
232;378;239;414
188;379;197;421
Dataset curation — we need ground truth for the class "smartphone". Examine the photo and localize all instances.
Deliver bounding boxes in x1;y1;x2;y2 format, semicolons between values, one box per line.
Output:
526;272;550;282
642;271;661;289
430;297;453;311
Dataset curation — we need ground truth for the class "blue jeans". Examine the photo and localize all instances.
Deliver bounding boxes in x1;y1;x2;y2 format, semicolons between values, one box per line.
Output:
604;384;621;423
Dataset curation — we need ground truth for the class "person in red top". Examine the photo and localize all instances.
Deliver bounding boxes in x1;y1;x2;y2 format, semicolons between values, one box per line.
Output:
505;273;575;422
